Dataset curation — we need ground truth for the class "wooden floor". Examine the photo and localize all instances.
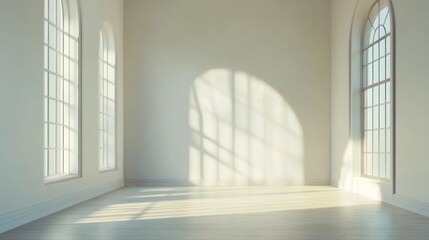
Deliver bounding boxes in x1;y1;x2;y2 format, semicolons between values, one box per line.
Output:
1;186;429;240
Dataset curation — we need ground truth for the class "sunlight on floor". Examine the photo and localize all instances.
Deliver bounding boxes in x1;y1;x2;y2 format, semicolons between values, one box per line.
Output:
76;186;378;224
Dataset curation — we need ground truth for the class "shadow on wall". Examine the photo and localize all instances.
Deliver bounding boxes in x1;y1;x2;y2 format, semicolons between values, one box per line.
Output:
188;69;304;186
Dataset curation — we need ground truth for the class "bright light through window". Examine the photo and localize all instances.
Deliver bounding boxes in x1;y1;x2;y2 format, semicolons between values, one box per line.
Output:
361;0;394;180
99;23;116;171
44;0;80;181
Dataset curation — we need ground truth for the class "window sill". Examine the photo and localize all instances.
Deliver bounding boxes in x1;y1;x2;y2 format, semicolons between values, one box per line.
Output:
359;175;391;184
98;168;117;173
44;174;80;185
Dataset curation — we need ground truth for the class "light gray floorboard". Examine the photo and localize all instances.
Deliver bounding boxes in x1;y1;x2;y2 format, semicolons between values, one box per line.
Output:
1;186;429;240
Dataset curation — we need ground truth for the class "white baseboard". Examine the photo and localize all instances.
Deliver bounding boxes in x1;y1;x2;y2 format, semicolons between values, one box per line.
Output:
382;194;429;218
125;179;194;187
0;179;123;234
330;177;429;218
125;178;330;187
305;179;330;186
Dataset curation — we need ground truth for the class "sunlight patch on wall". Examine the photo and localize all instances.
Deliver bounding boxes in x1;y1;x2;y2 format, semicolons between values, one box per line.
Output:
188;69;304;186
339;140;354;190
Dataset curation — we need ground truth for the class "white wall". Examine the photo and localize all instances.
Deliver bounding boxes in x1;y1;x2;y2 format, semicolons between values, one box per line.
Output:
124;0;331;186
330;0;357;192
331;0;429;216
0;0;124;233
393;0;429;205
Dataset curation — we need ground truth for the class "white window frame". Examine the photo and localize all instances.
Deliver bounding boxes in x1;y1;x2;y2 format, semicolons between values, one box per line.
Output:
98;22;117;172
44;0;81;182
361;0;395;181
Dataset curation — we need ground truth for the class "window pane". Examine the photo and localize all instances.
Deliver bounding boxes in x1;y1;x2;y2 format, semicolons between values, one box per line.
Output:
367;153;373;176
57;77;63;101
386;36;391;54
386;103;391;128
366;108;373;130
64;80;70;101
380;104;386;128
367;63;373;86
49;73;56;98
373;86;379;105
366;88;373;106
64;104;69;126
373;106;379;129
57;101;63;124
64;127;70;148
57;125;63;149
373;42;379;61
386;54;391;79
373;130;379;152
386;82;391;102
49;124;56;148
49;150;56;175
380;154;386;178
64;58;70;78
386;129;391;152
366;131;373;152
380;39;386;57
380;129;386;152
380;83;386;104
373;60;379;84
57;54;63;78
385;13;391;33
380;57;386;81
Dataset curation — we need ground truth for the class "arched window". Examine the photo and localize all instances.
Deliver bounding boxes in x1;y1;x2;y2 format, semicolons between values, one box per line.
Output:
44;0;80;181
361;0;394;180
98;22;116;171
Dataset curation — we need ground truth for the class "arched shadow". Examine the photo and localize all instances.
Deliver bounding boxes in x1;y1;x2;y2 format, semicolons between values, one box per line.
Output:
188;69;304;186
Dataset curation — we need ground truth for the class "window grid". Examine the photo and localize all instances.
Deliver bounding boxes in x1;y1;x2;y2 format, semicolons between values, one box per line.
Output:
99;30;116;171
44;0;79;179
361;0;392;180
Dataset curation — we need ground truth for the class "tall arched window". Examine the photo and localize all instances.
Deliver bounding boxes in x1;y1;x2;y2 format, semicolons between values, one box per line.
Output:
361;0;394;180
98;22;116;171
44;0;80;181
